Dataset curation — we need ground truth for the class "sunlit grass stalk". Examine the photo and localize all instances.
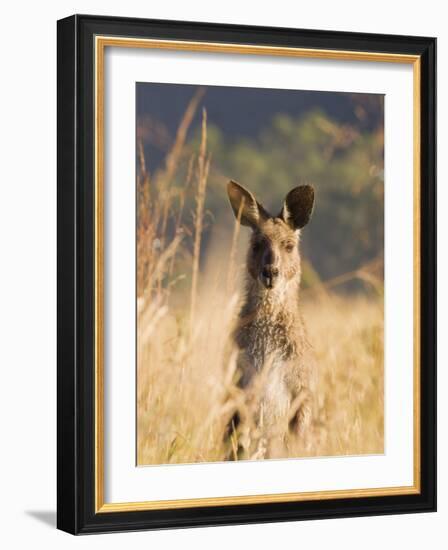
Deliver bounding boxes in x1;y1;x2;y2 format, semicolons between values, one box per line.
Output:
163;87;205;184
137;137;147;176
168;154;195;277
190;109;210;333
226;197;245;294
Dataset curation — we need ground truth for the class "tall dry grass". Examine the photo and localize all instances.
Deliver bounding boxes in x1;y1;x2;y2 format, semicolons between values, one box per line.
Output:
136;95;384;466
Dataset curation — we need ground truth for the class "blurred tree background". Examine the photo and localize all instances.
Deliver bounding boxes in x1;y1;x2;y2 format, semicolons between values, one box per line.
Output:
137;83;384;291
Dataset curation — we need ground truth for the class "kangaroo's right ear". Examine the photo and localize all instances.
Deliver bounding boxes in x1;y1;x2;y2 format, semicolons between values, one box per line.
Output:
227;181;269;228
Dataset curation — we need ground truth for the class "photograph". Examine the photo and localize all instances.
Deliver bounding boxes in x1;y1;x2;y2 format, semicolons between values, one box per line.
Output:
136;83;385;465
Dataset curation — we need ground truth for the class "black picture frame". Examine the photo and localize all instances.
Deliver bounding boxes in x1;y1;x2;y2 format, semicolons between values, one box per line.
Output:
57;14;436;535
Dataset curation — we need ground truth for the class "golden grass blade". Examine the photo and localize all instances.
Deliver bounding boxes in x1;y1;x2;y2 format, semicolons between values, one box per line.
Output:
190;109;210;333
164;87;205;184
226;197;245;293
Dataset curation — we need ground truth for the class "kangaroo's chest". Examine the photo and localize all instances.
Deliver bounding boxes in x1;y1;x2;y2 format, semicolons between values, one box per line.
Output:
237;316;295;371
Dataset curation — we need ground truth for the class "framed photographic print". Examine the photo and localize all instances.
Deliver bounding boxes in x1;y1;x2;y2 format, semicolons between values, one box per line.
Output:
57;14;436;534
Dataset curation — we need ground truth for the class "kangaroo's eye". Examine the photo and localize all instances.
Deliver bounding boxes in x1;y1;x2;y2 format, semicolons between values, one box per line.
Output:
285;243;294;253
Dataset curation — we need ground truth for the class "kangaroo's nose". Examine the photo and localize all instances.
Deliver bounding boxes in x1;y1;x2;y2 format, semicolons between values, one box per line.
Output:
262;266;279;278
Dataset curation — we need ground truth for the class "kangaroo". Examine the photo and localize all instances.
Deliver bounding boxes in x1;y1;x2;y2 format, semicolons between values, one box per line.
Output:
226;180;315;460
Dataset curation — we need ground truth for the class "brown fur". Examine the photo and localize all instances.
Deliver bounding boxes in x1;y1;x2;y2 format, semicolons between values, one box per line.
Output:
226;181;315;459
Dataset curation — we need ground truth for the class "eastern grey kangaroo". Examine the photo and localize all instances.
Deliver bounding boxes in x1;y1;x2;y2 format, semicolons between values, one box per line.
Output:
226;180;315;460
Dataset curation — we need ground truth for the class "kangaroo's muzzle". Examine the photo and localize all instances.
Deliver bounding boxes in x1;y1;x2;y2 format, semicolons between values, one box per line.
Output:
261;266;279;289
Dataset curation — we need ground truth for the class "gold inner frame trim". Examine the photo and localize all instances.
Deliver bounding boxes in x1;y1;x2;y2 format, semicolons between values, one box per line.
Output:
94;35;421;513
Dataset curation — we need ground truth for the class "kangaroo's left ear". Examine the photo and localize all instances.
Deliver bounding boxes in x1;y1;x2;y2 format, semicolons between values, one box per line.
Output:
279;185;315;230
